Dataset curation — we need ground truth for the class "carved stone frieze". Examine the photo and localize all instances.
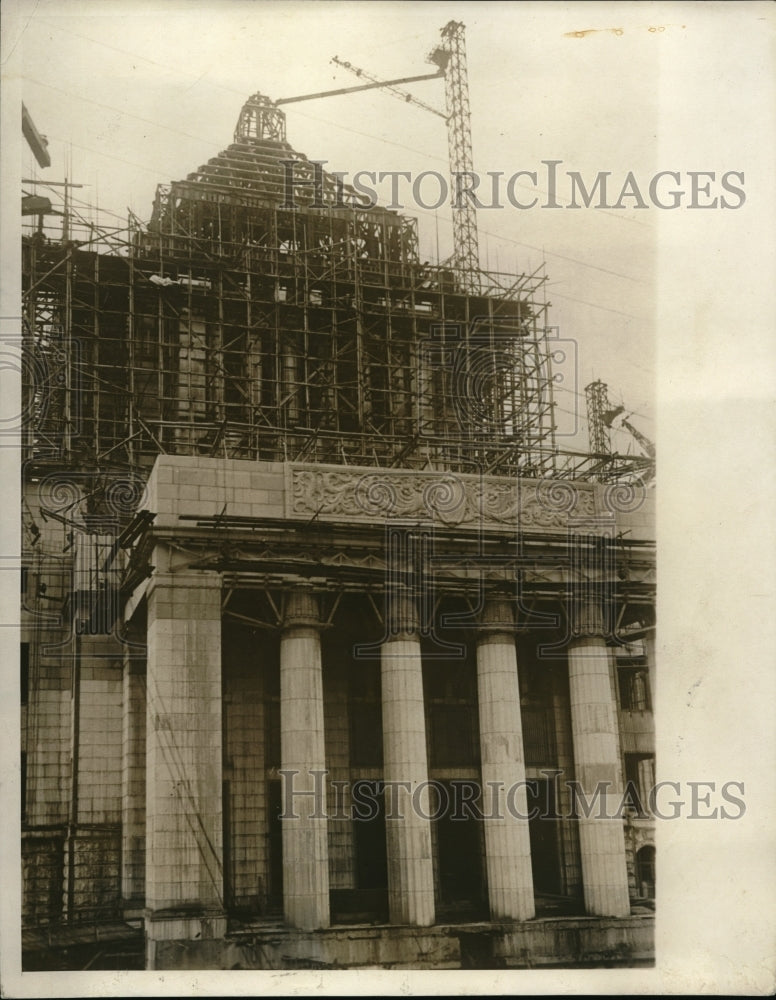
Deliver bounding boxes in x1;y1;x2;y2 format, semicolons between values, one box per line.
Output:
289;465;598;530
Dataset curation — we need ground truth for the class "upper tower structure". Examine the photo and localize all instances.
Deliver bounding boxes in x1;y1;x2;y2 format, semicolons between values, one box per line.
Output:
234;92;287;142
25;91;559;482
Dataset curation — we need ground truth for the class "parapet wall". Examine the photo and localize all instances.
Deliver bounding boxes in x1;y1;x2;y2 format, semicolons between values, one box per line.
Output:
144;456;655;541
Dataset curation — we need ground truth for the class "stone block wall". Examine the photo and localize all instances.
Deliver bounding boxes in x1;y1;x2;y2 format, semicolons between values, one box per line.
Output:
323;653;355;893
144;457;285;523
222;629;268;913
65;827;122;922
552;666;583;897
122;649;146;907
22;831;64;925
76;639;123;826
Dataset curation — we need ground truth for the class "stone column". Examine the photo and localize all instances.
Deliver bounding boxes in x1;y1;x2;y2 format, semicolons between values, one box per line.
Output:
380;594;435;926
567;604;630;917
121;634;146;915
145;571;225;964
279;588;330;930
477;599;535;921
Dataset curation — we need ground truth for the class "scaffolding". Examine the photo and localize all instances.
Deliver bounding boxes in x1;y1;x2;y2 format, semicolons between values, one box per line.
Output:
22;95;568;485
22;92;654;491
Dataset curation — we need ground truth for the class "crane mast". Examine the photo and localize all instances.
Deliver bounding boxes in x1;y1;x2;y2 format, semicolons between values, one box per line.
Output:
429;21;481;292
585;379;614;456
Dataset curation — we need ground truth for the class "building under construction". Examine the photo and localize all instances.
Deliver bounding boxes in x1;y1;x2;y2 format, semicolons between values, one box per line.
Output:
20;22;656;971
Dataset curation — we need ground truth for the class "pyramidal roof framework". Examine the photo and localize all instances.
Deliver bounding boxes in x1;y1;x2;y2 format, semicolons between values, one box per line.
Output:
151;93;393;219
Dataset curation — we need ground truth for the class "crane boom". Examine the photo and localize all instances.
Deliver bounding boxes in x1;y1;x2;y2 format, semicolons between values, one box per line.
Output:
330;56;446;118
280;21;482;294
277;69;443;107
620;417;656;460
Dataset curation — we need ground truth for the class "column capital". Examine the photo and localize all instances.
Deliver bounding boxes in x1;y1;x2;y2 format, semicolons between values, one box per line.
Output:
477;597;515;641
282;587;321;629
385;590;420;638
570;599;605;640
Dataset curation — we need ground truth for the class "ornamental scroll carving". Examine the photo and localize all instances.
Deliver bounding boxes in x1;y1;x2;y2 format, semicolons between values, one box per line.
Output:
290;467;596;529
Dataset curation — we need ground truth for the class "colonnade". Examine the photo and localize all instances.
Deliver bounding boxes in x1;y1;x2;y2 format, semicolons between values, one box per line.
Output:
140;575;631;949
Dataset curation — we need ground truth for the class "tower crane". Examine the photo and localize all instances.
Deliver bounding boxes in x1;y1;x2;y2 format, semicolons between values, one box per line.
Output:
276;21;482;292
586;379;655;483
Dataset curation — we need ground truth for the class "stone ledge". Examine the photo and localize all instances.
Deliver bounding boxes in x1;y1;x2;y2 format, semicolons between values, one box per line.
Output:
147;913;654;970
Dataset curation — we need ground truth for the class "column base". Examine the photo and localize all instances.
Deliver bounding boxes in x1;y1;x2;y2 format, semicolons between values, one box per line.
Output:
144;907;227;970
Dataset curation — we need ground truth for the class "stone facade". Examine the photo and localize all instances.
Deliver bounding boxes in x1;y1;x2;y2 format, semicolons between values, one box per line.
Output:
21;453;655;969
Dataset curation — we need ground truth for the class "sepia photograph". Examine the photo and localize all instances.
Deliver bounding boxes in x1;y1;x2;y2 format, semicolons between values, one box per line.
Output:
1;0;774;994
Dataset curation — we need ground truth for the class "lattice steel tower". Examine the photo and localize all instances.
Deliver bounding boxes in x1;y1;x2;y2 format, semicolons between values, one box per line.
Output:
429;21;480;293
585;379;613;456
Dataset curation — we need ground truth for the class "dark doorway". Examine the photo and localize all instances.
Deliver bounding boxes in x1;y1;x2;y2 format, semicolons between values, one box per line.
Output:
434;780;487;920
354;783;388;891
331;781;389;924
528;778;561;895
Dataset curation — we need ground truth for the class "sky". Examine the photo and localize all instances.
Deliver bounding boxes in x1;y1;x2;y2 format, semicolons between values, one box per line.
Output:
11;0;670;452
